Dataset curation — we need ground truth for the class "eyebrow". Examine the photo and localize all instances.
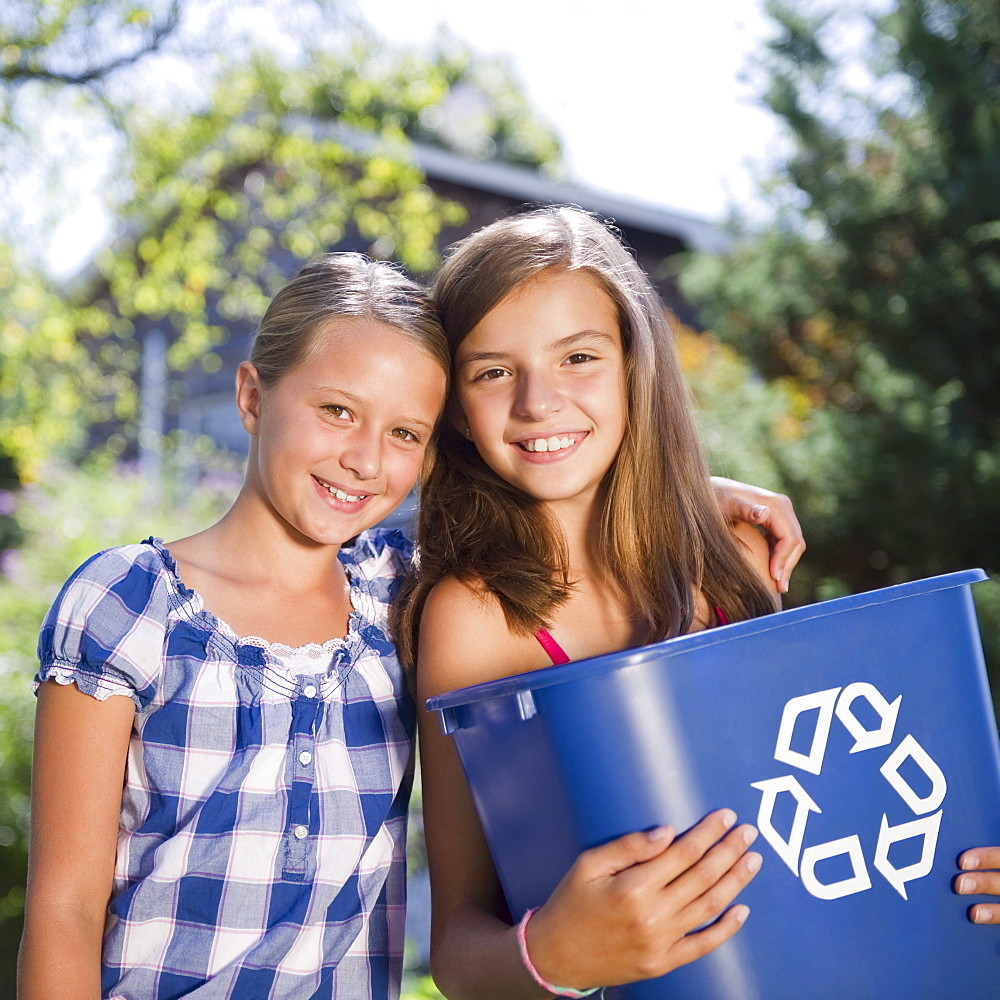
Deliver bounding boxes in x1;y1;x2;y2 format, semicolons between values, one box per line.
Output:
458;330;619;368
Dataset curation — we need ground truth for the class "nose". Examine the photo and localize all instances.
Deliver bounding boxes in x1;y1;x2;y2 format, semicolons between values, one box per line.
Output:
513;370;564;422
340;427;383;481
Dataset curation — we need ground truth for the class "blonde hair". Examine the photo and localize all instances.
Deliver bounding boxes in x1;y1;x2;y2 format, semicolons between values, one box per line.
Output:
394;207;775;667
250;253;449;386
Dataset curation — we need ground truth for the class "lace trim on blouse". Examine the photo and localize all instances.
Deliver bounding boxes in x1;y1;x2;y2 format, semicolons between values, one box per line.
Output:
146;536;362;660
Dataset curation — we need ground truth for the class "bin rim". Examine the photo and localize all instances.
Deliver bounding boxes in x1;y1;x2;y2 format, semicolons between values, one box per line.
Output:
426;568;988;713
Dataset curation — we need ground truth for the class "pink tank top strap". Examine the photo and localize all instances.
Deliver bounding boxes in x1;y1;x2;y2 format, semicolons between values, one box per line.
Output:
534;628;572;665
537;608;730;665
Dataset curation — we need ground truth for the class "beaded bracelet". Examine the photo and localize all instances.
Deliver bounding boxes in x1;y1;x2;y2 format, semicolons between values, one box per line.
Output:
516;907;600;998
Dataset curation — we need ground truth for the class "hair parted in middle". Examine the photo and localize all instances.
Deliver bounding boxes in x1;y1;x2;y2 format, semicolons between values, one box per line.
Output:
249;251;450;388
393;206;776;668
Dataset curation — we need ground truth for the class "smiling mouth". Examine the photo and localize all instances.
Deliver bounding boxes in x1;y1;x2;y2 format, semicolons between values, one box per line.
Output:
517;434;582;454
313;476;371;503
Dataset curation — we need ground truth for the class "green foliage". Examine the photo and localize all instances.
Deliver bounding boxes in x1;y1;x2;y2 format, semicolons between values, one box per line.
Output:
0;454;237;995
300;33;563;169
401;975;446;1000
0;247;132;481
0;58;461;480
0;23;567;484
677;0;1000;698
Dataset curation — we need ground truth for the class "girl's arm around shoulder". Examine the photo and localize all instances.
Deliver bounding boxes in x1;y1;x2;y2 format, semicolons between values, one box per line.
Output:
732;521;782;611
712;477;805;594
17;681;135;1000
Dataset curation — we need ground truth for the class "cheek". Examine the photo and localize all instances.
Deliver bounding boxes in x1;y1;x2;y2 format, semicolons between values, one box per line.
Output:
386;449;427;495
269;421;319;465
458;387;502;433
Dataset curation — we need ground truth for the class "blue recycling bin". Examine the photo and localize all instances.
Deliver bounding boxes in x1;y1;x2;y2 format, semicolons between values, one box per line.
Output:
427;570;1000;999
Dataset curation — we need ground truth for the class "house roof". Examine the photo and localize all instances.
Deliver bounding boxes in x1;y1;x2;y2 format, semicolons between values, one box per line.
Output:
412;142;729;254
297;118;729;254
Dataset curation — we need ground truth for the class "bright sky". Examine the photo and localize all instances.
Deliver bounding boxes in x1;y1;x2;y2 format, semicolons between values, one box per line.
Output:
354;0;784;221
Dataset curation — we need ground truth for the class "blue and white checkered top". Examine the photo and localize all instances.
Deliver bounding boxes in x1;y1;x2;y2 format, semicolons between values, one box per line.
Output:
35;530;415;1000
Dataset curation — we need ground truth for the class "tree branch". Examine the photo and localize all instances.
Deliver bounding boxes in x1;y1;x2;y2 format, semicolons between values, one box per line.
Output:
2;1;182;87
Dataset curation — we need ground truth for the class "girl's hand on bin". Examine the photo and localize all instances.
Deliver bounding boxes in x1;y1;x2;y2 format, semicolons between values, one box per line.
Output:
711;477;805;595
956;847;1000;923
524;808;761;992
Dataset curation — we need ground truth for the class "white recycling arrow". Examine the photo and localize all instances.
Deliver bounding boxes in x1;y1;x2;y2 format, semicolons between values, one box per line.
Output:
800;834;873;900
873;810;943;899
880;734;948;815
750;774;822;875
774;688;841;775
835;682;901;753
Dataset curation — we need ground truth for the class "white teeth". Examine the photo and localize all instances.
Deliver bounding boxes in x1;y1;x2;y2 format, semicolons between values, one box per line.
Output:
324;483;363;502
522;435;575;453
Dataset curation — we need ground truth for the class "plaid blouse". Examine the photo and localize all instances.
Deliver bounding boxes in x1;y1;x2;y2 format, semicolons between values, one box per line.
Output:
35;531;415;1000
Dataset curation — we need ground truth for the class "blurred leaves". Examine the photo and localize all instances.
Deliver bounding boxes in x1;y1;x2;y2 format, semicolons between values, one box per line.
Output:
0;0;182;88
0;25;567;483
300;32;563;170
0;453;238;995
401;976;446;1000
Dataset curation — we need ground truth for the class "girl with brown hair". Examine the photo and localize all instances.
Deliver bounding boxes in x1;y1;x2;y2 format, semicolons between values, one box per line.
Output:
400;207;783;998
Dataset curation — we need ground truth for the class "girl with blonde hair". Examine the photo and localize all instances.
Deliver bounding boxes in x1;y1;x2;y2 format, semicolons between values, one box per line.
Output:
20;254;450;1000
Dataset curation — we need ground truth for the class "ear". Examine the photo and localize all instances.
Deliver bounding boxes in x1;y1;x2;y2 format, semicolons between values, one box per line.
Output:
235;362;264;435
447;399;472;440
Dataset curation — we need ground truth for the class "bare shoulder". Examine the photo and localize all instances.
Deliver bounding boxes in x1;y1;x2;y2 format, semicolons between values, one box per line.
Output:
731;521;781;603
418;576;542;698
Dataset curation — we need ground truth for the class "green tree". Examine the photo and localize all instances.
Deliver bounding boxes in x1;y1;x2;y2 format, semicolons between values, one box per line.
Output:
1;0;183;88
0;34;561;481
678;0;1000;684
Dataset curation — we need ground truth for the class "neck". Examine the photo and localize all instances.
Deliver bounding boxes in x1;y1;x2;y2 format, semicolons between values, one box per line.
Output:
203;482;347;591
543;490;607;581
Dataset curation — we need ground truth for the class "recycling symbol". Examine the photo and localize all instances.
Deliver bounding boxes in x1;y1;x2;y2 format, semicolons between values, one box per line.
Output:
750;682;947;901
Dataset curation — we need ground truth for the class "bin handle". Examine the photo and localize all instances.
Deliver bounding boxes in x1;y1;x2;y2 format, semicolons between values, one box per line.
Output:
437;690;537;735
517;689;537;722
438;707;459;735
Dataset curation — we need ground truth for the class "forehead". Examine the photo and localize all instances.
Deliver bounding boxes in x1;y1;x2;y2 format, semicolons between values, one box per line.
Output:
294;318;443;379
462;270;620;351
283;317;446;408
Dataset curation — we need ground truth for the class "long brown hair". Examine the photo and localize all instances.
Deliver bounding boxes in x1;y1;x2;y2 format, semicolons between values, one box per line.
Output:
394;207;775;668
